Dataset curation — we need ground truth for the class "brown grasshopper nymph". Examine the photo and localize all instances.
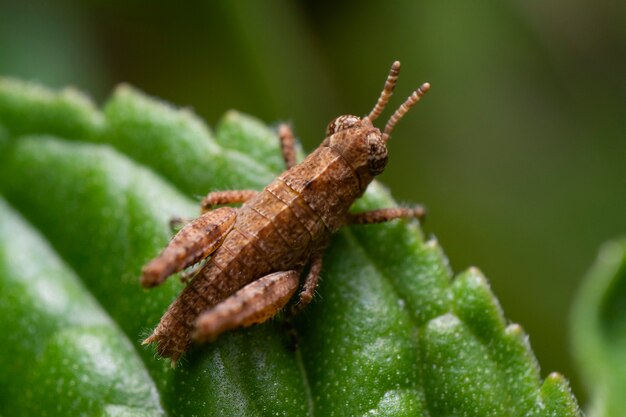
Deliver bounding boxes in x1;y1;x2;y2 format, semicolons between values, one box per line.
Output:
141;61;430;363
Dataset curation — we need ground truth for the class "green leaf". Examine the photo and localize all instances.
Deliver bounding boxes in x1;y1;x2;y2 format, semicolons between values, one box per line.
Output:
571;240;626;417
0;199;163;416
0;78;581;416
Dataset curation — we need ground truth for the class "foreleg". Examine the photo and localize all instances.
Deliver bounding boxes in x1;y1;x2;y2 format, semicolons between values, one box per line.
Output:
200;190;258;213
347;205;426;225
193;270;300;343
140;207;237;288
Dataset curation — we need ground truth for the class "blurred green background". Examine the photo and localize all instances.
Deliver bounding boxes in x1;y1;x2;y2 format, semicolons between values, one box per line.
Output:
1;0;625;402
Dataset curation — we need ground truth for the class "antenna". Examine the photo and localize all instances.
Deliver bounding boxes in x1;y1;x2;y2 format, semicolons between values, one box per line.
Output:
382;82;430;142
366;61;401;122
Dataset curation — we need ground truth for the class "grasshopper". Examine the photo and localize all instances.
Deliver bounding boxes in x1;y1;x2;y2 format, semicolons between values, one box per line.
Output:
141;61;430;363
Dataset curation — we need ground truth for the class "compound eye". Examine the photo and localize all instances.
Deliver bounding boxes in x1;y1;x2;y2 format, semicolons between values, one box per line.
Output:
367;133;388;175
326;115;360;136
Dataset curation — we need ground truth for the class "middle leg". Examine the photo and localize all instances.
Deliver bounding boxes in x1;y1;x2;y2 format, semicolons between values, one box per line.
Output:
290;253;323;316
201;189;258;213
347;205;426;225
170;189;258;229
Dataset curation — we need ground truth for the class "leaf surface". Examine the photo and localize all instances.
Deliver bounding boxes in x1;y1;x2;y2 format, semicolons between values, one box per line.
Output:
571;240;626;417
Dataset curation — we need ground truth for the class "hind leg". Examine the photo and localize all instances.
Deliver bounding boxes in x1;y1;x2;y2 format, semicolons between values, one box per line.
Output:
194;270;300;343
140;207;237;288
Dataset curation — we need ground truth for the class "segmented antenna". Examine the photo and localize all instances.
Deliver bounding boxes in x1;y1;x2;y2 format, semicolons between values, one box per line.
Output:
382;82;430;142
367;61;401;122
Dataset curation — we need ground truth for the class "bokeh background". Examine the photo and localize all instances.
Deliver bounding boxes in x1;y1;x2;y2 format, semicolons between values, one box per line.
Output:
2;0;625;402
